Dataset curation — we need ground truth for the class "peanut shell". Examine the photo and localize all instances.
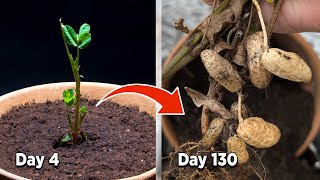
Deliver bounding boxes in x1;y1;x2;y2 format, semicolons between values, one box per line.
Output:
261;48;312;83
201;118;225;149
237;117;281;148
227;136;249;164
201;50;243;92
245;32;272;89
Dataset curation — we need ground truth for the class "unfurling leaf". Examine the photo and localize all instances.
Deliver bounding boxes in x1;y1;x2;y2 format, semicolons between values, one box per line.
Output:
79;32;91;43
63;25;78;47
63;89;76;107
78;36;91;49
79;23;90;36
79;105;88;128
61;133;72;143
80;105;87;115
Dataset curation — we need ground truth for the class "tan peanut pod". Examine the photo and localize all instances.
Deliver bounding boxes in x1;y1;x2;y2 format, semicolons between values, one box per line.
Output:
227;136;249;164
237;117;281;148
245;32;272;89
201;50;243;93
230;102;252;119
201;118;225;149
261;48;312;83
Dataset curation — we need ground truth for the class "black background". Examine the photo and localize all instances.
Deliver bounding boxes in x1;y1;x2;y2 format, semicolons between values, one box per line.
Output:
0;0;155;95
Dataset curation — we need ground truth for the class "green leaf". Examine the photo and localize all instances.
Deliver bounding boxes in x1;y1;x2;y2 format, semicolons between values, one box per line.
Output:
79;32;91;44
79;23;90;36
78;36;91;49
63;89;74;98
63;89;76;107
80;105;87;115
63;25;78;47
61;133;72;143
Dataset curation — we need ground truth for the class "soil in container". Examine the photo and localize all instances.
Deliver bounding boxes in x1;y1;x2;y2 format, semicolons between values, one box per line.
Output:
0;99;155;179
163;59;319;179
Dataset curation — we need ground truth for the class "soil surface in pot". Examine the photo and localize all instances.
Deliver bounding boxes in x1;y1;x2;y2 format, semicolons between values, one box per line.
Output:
0;99;155;179
163;59;319;179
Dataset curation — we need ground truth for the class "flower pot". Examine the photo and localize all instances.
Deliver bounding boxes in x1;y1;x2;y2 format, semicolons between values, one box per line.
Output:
0;82;156;180
162;33;320;157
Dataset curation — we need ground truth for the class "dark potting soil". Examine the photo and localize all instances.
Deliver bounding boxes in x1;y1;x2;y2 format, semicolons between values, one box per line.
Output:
0;99;155;179
165;59;320;179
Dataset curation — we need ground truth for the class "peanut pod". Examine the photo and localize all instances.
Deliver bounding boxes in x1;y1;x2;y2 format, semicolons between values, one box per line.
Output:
201;118;225;149
245;32;272;89
237;117;281;148
227;136;249;164
261;48;312;83
201;49;243;93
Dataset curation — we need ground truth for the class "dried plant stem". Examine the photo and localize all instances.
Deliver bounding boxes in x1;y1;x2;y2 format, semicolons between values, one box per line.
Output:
201;78;223;135
252;0;268;49
201;104;213;135
267;0;284;38
201;6;214;44
238;90;244;123
227;26;237;44
162;0;231;82
175;18;191;34
243;2;253;42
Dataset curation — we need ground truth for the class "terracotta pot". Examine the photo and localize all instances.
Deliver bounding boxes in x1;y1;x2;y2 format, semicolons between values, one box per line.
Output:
162;33;320;157
0;82;156;180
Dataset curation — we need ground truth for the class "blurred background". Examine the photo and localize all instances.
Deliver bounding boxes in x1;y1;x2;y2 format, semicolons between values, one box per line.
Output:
0;0;155;95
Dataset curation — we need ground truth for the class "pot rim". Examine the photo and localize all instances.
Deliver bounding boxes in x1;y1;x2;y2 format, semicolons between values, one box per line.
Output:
0;82;156;180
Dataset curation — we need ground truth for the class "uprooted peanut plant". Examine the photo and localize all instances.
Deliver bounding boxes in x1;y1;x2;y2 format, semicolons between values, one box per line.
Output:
163;0;312;179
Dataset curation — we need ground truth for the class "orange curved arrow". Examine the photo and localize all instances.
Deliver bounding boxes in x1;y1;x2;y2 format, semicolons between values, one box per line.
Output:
96;84;185;115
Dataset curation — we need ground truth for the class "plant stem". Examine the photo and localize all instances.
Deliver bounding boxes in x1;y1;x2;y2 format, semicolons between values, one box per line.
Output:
252;0;268;50
162;32;203;81
67;107;73;131
73;47;81;144
163;38;209;81
227;27;237;44
59;19;74;64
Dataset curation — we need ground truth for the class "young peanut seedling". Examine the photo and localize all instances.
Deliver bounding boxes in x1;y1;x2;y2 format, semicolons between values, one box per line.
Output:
59;19;91;144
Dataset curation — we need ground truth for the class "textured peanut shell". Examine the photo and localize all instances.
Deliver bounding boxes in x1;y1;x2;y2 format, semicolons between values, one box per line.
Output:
201;118;225;149
201;50;243;93
227;136;249;164
245;32;272;89
237;117;281;148
261;48;312;83
230;102;252;119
